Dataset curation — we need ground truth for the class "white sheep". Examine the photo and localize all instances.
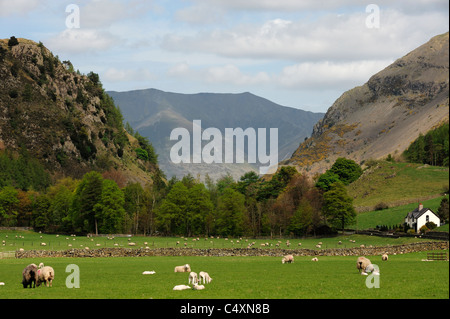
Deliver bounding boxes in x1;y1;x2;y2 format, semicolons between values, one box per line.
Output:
311;257;318;262
199;271;212;284
174;264;191;273
36;263;54;287
192;283;205;290
173;285;191;291
188;272;198;285
382;253;388;261
281;255;294;264
356;257;371;274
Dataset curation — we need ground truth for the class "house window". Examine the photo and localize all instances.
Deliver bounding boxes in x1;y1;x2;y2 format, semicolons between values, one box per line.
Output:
426;215;429;222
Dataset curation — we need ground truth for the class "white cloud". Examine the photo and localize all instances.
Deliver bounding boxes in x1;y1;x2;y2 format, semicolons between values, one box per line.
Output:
0;0;41;16
185;0;448;13
103;67;154;82
163;9;448;63
276;60;393;90
205;64;270;85
45;29;119;54
80;0;153;28
167;62;270;86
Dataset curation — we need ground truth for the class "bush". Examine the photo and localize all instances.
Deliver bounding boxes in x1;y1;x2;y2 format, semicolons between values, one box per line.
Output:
425;221;437;230
374;202;389;211
419;225;429;234
135;148;149;161
8;36;19;47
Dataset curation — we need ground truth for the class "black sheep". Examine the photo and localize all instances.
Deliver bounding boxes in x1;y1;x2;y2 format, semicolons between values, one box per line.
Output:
22;264;38;288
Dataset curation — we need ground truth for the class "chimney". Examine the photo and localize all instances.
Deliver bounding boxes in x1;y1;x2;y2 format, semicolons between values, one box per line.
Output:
418;203;423;211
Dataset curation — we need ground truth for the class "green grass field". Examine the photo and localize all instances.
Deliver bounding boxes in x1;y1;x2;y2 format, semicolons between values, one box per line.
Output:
348;162;449;208
0;230;443;253
0;252;448;299
351;195;449;230
0;230;448;299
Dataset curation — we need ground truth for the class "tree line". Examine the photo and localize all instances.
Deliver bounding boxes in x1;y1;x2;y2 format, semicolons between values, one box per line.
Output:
0;156;361;238
403;122;449;167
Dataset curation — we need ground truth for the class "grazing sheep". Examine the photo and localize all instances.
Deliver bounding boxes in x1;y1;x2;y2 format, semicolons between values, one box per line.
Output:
173;285;191;291
36;263;54;287
22;264;38;288
382;253;388;261
174;264;191;273
188;272;198;285
311;257;318;262
193;283;205;290
199;271;213;284
281;255;294;264
356;257;371;274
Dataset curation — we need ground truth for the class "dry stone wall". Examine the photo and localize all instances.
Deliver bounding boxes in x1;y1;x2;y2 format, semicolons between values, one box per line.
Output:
15;241;449;259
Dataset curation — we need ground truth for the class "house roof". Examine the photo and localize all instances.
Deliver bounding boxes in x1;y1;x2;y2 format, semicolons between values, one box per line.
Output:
405;207;435;220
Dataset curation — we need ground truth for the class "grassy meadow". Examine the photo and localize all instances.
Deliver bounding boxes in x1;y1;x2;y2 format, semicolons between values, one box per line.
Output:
0;230;443;253
0;252;448;299
1;230;448;299
347;162;449;208
351;195;449;230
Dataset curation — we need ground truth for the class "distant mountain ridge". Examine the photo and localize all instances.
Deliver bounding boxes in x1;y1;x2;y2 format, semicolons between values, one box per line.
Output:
286;32;449;173
108;89;324;179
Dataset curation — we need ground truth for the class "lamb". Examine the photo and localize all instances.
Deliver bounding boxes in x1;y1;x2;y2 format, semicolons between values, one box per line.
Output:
382;253;388;261
36;263;55;287
356;257;371;274
281;255;294;264
192;283;205;290
173;284;191;291
22;263;38;288
188;272;198;285
174;264;191;273
199;271;212;284
311;257;318;262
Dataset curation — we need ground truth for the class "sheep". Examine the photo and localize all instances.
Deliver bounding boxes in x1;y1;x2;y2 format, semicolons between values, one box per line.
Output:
281;255;294;264
173;285;191;291
382;253;389;261
192;283;205;290
22;263;38;288
36;263;54;287
199;271;213;284
188;272;198;285
356;257;371;274
174;264;191;273
311;257;318;262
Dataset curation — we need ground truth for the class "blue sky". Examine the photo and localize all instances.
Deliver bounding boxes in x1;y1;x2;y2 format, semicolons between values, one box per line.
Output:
1;0;449;113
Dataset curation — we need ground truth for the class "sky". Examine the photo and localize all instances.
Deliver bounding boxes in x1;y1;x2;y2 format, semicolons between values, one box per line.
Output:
0;0;449;113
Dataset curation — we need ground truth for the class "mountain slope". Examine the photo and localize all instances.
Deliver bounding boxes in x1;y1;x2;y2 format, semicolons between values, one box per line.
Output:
108;89;324;179
286;32;449;174
0;38;159;185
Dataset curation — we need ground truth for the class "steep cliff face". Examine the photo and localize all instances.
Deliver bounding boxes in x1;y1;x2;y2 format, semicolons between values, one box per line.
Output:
0;38;158;185
287;32;449;173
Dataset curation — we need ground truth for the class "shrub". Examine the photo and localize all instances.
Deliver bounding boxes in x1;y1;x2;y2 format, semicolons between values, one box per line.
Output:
425;221;437;230
8;36;19;47
419;225;429;234
374;202;389;210
135;148;149;161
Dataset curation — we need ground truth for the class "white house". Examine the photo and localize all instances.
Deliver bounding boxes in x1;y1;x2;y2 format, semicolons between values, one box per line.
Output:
404;203;441;232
